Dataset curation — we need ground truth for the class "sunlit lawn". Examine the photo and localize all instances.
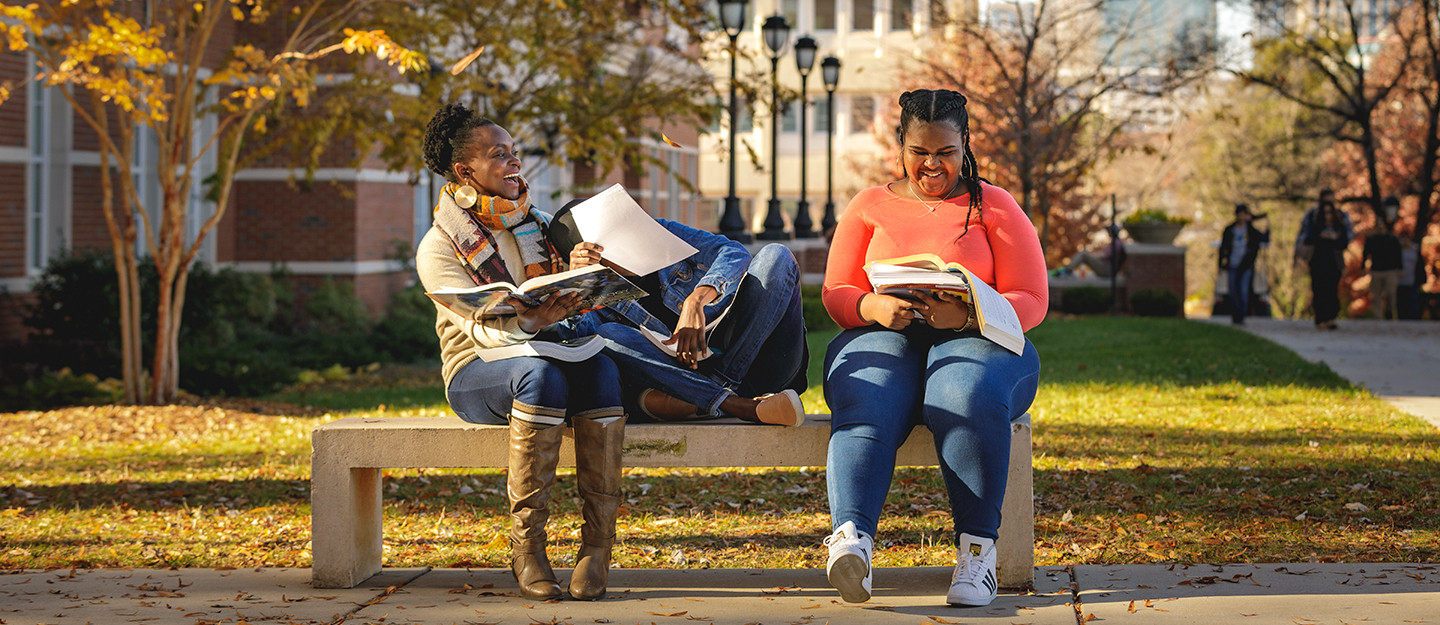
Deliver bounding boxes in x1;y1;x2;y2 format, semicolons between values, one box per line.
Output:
2;317;1437;574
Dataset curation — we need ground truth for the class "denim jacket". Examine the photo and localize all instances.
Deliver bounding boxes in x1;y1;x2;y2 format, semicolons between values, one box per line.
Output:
556;219;750;338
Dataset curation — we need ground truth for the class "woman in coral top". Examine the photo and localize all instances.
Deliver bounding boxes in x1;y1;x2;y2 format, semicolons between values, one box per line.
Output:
819;90;1046;608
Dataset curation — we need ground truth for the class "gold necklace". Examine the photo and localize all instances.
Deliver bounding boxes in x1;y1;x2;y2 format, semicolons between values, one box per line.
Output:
907;177;959;212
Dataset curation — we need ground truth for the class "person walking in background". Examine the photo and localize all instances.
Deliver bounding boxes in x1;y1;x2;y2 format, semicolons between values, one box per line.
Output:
1363;200;1404;320
1306;201;1350;330
1218;203;1269;324
1295;188;1354;268
1398;230;1421;320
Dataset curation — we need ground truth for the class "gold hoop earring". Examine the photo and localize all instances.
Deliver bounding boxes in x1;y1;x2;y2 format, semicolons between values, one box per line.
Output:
454;184;478;208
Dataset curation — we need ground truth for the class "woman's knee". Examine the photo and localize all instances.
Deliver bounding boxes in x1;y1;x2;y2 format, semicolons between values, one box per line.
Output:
511;358;569;403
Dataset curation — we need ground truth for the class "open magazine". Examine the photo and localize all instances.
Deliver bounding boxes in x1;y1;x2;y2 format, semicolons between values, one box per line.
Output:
866;253;1026;356
427;264;646;321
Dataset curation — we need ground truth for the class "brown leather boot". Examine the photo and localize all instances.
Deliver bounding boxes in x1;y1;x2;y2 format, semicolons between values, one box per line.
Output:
507;418;565;599
568;415;626;600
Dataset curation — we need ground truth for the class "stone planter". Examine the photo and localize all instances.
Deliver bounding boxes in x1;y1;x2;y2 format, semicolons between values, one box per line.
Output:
1123;221;1186;245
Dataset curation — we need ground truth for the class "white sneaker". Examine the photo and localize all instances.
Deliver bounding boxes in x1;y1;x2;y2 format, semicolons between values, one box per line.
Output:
824;520;873;603
946;533;998;607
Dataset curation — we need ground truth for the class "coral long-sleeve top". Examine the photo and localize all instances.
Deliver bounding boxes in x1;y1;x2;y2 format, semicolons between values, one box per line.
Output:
822;182;1049;331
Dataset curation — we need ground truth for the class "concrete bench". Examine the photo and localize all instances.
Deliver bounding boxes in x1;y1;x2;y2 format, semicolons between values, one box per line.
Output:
311;413;1034;590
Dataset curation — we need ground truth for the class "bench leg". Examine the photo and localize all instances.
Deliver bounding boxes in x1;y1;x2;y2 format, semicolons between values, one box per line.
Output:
996;421;1034;588
312;460;383;588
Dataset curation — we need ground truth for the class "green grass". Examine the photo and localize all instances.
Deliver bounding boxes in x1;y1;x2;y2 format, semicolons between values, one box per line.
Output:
2;318;1437;573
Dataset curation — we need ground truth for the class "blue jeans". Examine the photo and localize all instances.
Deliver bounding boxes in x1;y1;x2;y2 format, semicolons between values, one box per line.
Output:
1228;268;1253;322
447;355;623;426
824;325;1040;542
597;244;807;417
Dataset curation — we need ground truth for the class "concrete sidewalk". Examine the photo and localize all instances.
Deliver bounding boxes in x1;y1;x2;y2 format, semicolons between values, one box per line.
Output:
1195;317;1440;430
4;563;1438;624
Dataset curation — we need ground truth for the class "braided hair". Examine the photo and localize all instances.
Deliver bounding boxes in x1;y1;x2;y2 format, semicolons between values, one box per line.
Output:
422;103;497;184
896;89;983;240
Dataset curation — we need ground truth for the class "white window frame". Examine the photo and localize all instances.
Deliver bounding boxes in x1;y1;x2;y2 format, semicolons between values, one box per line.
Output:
27;54;48;274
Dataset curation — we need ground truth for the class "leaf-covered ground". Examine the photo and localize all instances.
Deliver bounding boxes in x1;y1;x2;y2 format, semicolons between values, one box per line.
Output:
3;318;1437;573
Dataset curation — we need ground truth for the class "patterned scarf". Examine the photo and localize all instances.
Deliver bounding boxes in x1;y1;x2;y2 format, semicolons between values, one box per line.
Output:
432;181;563;286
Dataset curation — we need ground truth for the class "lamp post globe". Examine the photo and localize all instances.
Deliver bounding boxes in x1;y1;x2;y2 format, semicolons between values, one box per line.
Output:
757;14;791;240
716;0;752;242
820;55;841;238
791;36;818;239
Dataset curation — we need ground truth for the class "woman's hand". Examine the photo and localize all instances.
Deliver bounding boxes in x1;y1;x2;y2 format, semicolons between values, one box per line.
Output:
515;291;584;334
569;242;604;268
665;286;718;369
914;291;971;330
859;292;925;330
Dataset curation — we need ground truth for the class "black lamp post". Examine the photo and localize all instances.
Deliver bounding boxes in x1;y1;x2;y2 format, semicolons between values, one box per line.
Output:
792;36;818;238
757;14;791;240
717;0;751;242
820;55;841;237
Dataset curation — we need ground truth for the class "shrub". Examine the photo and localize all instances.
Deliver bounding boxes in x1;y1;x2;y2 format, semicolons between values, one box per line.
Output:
1062;286;1113;315
1123;208;1192;226
800;284;838;332
1130;288;1182;317
6;251;435;405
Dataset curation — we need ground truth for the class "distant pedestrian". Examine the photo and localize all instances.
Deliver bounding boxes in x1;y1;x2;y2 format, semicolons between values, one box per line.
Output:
1218;203;1269;324
1363;200;1403;320
1397;230;1421;320
1295;188;1354;269
1306;201;1349;330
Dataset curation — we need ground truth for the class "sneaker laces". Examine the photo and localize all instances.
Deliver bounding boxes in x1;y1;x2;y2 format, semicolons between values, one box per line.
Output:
823;531;848;548
953;550;988;585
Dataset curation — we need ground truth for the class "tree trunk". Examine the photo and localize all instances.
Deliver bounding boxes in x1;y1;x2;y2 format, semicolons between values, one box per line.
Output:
91;92;143;404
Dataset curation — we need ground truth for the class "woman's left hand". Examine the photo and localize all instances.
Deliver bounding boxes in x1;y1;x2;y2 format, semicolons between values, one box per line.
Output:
914;290;971;330
569;242;604;268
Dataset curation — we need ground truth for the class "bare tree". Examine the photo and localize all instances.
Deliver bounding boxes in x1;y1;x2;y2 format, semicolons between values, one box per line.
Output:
1236;0;1409;222
913;0;1210;258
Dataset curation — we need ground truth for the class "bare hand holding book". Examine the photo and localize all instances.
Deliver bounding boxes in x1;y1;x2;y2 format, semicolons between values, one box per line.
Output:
426;264;645;321
866;253;1026;356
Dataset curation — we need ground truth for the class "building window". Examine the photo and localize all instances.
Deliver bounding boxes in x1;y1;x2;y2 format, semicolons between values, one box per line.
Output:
667;151;680;221
28;71;47;272
414;173;433;249
814;97;831;133
853;0;875;30
892;0;912;30
850;95;875;133
781;0;800;30
815;0;837;29
782;101;798;133
738;99;754;132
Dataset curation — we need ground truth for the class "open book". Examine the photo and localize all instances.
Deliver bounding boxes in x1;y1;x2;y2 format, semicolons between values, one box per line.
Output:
474;334;606;363
866;253;1026;356
550;183;699;276
427;264;646;321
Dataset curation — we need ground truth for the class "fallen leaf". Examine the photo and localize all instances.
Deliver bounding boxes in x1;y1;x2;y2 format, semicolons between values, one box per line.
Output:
648;611;688;617
661;134;683;148
1128;600;1136;614
485;533;508;550
928;617;963;624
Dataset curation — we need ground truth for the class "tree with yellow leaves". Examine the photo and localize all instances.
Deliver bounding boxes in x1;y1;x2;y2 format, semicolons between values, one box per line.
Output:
0;0;423;404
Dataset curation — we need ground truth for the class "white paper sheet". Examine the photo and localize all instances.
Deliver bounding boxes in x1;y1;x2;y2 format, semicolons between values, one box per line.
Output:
569;183;698;276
